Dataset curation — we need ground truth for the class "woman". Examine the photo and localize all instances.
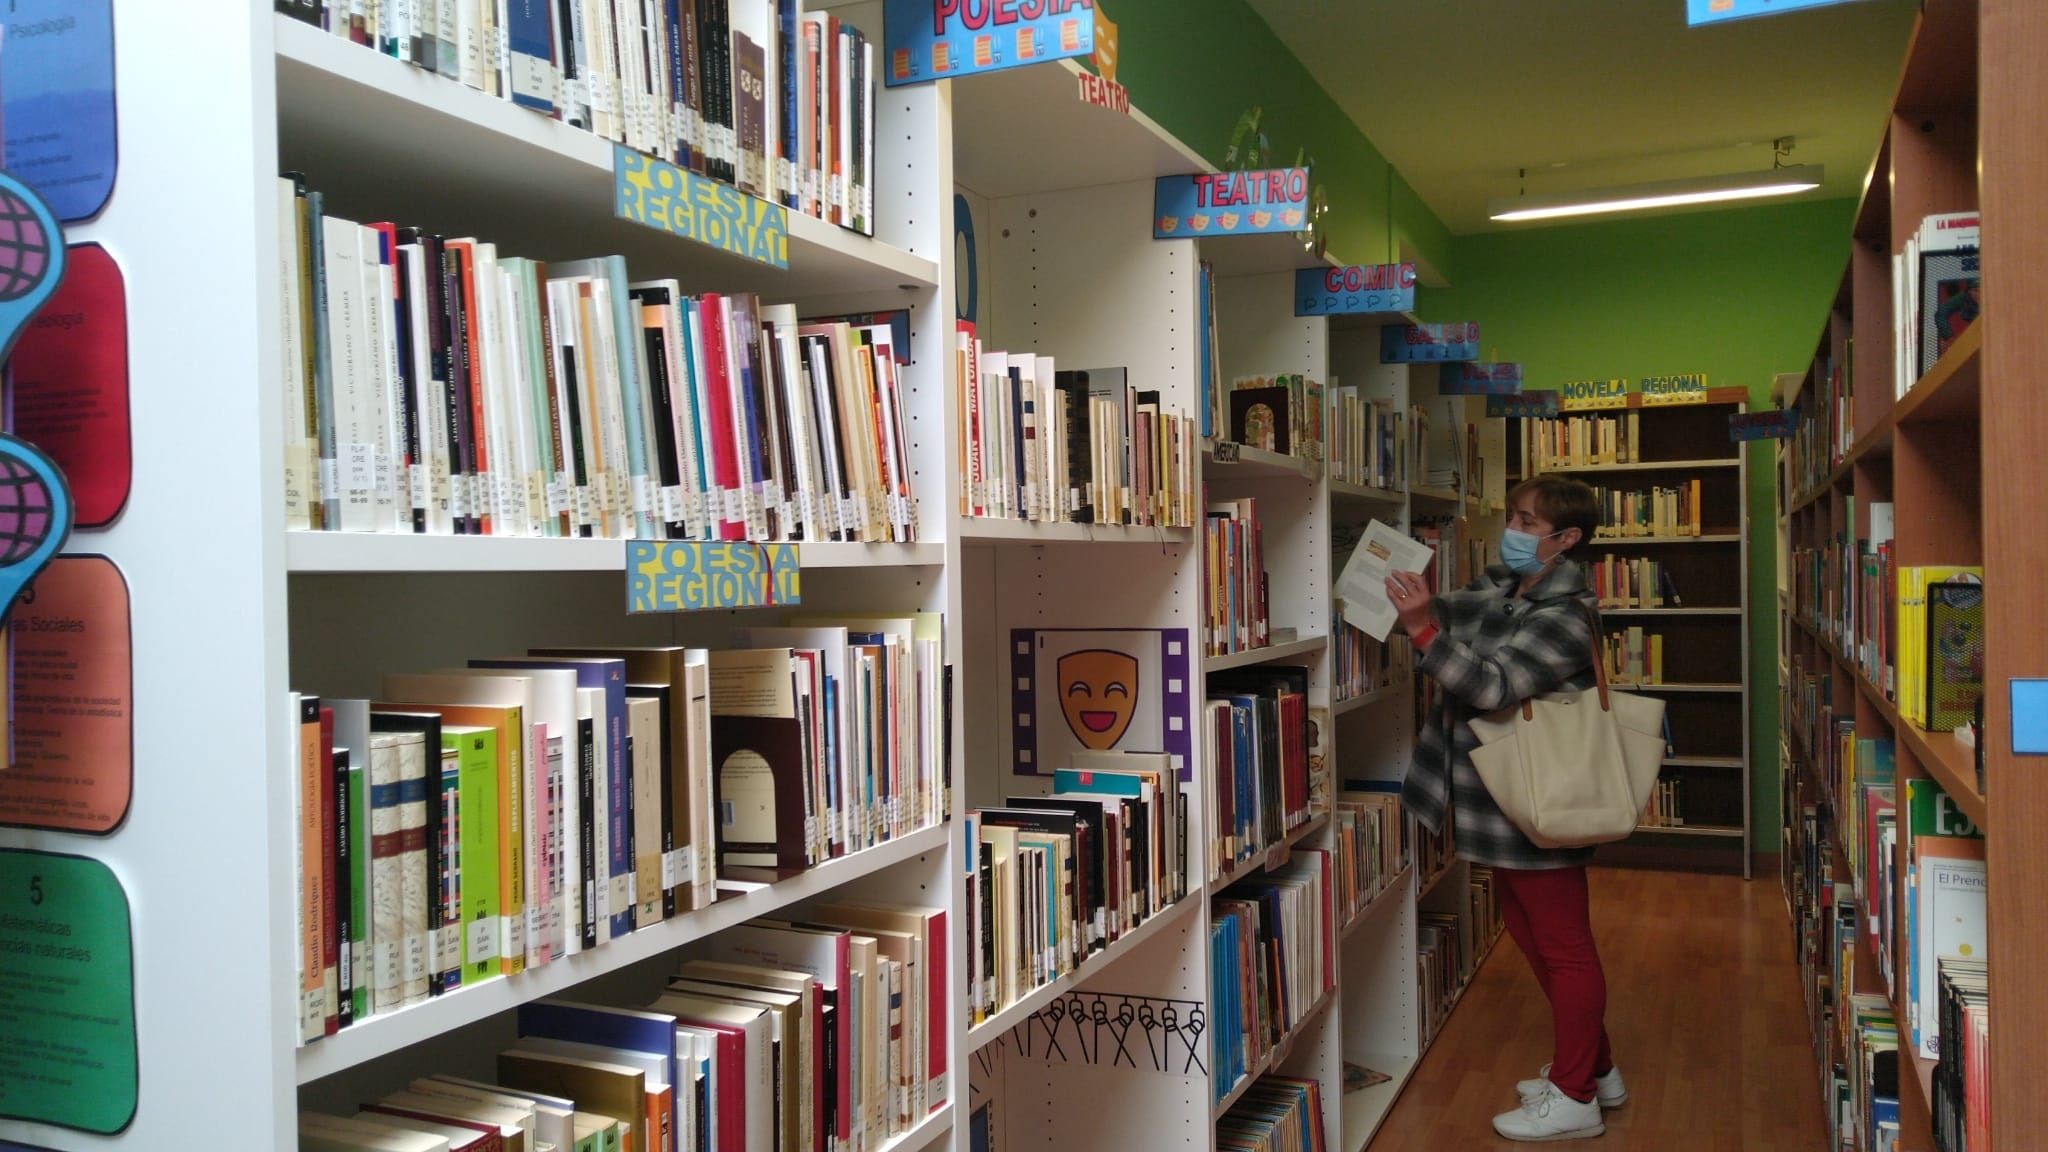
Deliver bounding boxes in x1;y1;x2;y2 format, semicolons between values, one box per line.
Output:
1386;475;1623;1143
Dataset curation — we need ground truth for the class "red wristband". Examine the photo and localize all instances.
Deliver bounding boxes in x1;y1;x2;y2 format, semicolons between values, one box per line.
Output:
1411;623;1438;650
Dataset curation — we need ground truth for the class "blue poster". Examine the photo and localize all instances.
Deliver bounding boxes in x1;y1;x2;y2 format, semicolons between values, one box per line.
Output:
1687;0;1867;24
613;147;789;269
1293;263;1415;317
1487;391;1559;419
1729;408;1800;441
883;0;1094;87
1380;322;1479;364
1154;168;1310;239
2;1;117;223
1441;362;1523;396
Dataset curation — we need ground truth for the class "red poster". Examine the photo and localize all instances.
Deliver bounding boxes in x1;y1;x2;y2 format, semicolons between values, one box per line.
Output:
0;555;132;833
9;244;131;528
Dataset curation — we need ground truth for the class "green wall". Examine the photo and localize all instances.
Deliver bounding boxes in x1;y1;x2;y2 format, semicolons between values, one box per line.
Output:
1100;0;1454;278
1420;197;1856;855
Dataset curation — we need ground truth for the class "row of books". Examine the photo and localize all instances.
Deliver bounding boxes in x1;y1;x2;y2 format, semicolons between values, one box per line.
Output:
1326;387;1411;492
1413;520;1482;597
1602;626;1668;685
1581;555;1682;610
1469;866;1502;946
1414;810;1453;887
1895;212;1980;398
1211;851;1334;1104
1517;411;1644;471
276;0;879;233
1216;1075;1329;1152
1639;778;1689;828
1896;567;1983;732
961;753;1189;1027
953;328;1197;528
1333;786;1403;927
1792;347;1853;496
290;621;945;1043
280;180;918;541
1205;497;1270;657
1931;955;1988;1152
1417;903;1482;1049
1589;480;1705;538
1206;668;1319;881
1221;375;1326;461
300;907;947;1152
1333;622;1405;704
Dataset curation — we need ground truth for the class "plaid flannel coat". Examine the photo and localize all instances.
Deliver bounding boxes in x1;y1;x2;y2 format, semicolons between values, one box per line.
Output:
1401;561;1602;870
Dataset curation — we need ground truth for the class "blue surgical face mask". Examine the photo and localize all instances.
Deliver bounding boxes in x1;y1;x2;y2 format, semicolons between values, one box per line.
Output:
1500;527;1564;574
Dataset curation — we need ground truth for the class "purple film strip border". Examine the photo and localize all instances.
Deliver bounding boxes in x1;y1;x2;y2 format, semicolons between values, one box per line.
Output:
1009;627;1194;781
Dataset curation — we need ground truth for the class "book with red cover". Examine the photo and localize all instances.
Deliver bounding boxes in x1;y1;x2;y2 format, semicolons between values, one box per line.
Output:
360;1103;503;1152
696;293;746;540
320;704;340;1036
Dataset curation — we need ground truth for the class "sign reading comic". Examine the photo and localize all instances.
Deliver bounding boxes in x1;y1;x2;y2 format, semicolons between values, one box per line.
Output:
1381;322;1479;363
883;0;1095;87
1293;263;1416;317
1440;362;1524;395
614;147;789;269
628;541;801;613
1155;167;1310;238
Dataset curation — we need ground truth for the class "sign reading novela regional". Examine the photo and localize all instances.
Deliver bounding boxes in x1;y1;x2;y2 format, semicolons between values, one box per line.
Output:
1687;0;1868;25
1155;168;1311;238
614;147;789;268
1559;378;1631;410
1441;362;1524;395
627;541;801;613
1294;263;1416;317
1381;322;1480;364
1488;390;1561;419
883;0;1095;87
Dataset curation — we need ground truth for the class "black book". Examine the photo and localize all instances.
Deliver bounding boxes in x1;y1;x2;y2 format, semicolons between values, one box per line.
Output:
1051;370;1097;523
629;286;687;533
332;745;354;1029
1010;796;1109;952
276;0;323;24
579;714;599;949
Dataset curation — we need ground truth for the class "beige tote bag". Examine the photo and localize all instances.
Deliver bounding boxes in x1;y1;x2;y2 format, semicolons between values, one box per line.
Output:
1465;604;1667;849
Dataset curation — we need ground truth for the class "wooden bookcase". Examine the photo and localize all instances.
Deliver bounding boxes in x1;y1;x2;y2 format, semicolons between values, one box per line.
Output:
1509;391;1754;877
1774;1;2048;1147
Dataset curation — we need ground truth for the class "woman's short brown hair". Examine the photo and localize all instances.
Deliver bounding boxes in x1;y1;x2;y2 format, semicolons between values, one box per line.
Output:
1508;475;1600;556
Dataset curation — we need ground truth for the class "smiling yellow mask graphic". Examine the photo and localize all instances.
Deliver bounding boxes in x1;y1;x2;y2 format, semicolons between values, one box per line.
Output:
1059;648;1139;749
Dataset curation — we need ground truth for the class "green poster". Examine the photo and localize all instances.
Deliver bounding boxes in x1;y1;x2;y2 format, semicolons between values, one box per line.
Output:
0;849;137;1134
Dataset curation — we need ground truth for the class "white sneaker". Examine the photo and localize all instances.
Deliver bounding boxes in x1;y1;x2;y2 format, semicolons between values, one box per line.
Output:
1493;1080;1606;1142
1518;1063;1627;1108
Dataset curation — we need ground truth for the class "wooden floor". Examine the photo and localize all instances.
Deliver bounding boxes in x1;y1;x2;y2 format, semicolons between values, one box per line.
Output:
1367;867;1826;1152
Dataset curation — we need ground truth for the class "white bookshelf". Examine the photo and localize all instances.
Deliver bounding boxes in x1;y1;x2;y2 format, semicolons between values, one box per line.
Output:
11;7;1520;1152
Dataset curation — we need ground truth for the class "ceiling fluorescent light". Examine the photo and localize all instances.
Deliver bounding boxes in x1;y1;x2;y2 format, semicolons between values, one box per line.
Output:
1487;165;1824;223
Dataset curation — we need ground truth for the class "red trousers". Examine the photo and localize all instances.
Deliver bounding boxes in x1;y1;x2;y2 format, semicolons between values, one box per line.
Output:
1495;865;1614;1103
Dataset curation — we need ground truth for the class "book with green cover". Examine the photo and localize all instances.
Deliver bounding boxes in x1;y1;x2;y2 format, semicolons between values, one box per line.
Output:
444;725;501;985
348;746;371;1022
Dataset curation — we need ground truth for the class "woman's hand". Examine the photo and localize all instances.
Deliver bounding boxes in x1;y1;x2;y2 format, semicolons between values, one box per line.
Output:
1385;570;1435;638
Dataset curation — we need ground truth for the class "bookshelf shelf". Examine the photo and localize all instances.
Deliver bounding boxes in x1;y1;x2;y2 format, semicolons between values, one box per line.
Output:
954;519;1192;546
283;532;946;574
1408;485;1466;509
1416;856;1459;902
1893;320;1984;428
1333;684;1395;716
272;16;939;299
1340;1051;1421;1152
1632;824;1744;839
1340;865;1414;943
1618;682;1744;694
1666;756;1747;770
1514;457;1741;478
1585;534;1742;547
878;1104;954;1152
1202;438;1321;480
1328;481;1406;507
1901;720;1987;828
1209;812;1333;895
294;822;948;1085
1600;607;1743;617
1203;635;1329;674
964;895;1202;1056
950;57;1205;200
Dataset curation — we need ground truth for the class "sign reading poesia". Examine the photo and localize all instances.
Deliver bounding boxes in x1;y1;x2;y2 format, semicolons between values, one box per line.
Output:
628;541;802;613
613;147;790;269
